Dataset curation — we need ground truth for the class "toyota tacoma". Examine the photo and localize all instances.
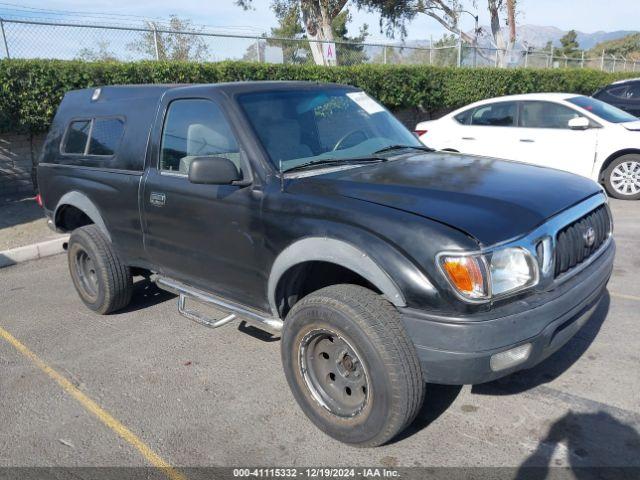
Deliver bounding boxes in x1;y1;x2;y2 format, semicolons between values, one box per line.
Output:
38;82;615;447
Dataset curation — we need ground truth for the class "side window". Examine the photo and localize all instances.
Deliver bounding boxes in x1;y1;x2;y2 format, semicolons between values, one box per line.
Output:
454;109;473;125
519;101;580;129
63;120;91;154
88;118;124;156
626;83;640;101
470;102;516;126
160;99;240;175
605;85;629;99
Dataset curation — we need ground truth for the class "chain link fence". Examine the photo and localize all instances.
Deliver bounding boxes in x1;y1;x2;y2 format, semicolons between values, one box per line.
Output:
1;17;638;72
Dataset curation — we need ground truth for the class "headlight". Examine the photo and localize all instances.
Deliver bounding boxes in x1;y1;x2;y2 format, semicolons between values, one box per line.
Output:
439;247;538;301
488;247;538;296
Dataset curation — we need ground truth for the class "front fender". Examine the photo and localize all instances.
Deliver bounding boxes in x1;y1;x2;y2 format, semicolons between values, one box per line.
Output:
267;236;435;317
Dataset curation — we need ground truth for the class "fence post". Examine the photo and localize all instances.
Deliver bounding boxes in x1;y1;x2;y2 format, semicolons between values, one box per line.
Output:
524;50;528;68
457;29;462;67
547;46;554;68
152;24;160;60
0;18;9;59
623;56;627;71
383;46;387;64
601;50;605;71
612;55;616;72
581;51;585;69
255;37;261;62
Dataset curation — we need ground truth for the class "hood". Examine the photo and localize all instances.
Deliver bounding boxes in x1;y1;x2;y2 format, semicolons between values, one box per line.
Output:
621;120;640;131
303;153;602;246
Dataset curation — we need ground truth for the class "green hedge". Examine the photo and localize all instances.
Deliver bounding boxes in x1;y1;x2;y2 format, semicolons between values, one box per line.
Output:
1;59;637;133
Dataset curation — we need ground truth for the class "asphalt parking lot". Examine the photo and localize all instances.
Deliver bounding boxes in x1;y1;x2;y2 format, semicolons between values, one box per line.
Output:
1;199;639;474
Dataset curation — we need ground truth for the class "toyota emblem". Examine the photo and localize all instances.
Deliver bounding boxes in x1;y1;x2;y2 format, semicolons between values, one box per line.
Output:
583;227;596;247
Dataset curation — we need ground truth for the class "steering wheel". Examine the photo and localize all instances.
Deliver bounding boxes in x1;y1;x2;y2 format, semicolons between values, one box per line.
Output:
332;129;369;151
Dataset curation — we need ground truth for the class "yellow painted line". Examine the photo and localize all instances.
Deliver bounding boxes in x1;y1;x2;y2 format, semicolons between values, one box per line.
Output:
610;291;640;302
0;326;186;480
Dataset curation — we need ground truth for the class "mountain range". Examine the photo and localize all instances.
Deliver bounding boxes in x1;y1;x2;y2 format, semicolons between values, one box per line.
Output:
512;25;638;50
398;25;638;51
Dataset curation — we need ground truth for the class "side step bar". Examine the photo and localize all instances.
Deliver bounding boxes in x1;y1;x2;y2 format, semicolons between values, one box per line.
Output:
155;276;283;333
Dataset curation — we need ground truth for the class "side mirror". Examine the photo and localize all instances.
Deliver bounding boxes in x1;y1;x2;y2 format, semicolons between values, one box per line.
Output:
188;156;241;185
568;117;590;130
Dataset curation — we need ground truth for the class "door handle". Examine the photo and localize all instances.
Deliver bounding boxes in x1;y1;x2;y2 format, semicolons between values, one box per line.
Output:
461;137;475;140
519;139;535;143
150;192;166;207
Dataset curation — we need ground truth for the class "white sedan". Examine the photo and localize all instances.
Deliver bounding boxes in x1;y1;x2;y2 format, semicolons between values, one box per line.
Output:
415;93;640;200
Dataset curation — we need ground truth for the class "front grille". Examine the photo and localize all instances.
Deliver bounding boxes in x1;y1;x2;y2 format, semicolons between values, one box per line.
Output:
554;205;611;277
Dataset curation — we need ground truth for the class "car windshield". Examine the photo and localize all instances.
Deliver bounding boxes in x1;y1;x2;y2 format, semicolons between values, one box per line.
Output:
567;96;638;123
237;88;422;172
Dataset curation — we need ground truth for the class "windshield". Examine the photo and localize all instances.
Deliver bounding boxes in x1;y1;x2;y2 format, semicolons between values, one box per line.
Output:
237;88;422;172
567;96;638;123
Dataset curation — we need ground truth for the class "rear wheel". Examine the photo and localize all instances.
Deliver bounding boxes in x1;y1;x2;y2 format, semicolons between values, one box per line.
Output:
68;225;132;314
281;284;424;447
604;155;640;200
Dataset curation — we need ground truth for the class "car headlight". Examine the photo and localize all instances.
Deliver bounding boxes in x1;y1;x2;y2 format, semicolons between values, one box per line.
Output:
439;247;538;301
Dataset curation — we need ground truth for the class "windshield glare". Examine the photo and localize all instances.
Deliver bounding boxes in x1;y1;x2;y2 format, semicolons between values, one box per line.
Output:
237;88;421;171
567;96;638;124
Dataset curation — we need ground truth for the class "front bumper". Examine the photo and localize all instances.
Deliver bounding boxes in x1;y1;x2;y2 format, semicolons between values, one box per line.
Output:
400;240;615;385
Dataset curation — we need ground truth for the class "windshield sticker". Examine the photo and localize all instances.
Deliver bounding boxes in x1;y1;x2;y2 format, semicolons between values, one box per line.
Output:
346;92;385;115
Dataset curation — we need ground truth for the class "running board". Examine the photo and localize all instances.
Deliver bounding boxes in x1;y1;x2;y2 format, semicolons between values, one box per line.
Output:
155;276;283;332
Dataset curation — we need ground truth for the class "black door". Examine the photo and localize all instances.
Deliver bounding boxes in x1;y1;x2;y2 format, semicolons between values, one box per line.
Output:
142;96;268;311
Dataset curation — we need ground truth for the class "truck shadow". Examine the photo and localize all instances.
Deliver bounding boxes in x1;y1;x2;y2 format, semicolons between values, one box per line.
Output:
472;291;610;396
515;410;640;478
390;383;463;444
118;278;176;313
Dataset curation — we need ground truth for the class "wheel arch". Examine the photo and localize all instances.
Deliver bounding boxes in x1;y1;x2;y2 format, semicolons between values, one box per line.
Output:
268;238;406;319
54;191;111;241
598;149;640;181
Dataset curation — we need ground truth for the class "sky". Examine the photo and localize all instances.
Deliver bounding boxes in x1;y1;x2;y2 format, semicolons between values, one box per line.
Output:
2;0;639;43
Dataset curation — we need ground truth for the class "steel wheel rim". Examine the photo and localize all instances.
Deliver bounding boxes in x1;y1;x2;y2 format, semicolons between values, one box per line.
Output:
75;249;98;299
299;328;370;418
611;161;640;196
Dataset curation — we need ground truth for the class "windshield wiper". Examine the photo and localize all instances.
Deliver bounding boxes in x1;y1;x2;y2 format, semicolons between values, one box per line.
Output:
283;157;386;174
373;144;434;154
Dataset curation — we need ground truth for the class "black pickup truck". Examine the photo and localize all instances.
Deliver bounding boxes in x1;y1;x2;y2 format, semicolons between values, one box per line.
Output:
38;82;615;447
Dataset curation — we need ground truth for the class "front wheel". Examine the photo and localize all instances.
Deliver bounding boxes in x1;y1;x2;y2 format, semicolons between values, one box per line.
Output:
281;284;424;447
603;155;640;200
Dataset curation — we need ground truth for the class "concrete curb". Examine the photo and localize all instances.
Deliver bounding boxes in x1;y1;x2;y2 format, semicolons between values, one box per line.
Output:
0;235;70;269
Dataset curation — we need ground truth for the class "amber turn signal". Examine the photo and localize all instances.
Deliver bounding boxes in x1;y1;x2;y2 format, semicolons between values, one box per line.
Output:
441;256;486;299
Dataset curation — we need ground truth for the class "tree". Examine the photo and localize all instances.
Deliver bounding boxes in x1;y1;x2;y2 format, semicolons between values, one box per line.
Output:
558;29;580;58
268;1;312;64
332;10;369;65
238;1;518;67
248;2;368;65
238;0;345;65
357;0;517;66
238;0;392;65
76;40;118;62
128;15;209;61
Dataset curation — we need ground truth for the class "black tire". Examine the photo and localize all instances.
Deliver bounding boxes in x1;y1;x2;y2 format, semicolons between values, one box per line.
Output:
281;284;424;447
67;225;133;314
603;154;640;200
